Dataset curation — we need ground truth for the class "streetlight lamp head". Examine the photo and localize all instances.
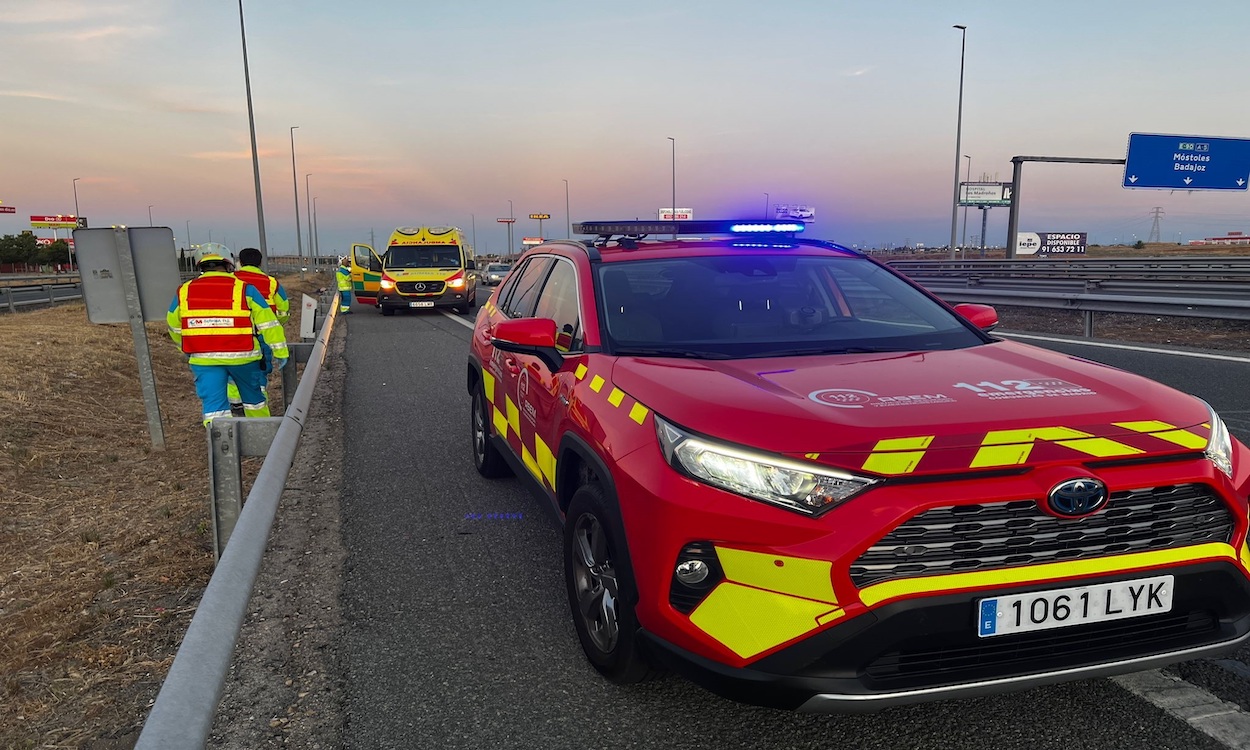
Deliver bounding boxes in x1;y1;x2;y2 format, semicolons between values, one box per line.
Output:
953;24;966;30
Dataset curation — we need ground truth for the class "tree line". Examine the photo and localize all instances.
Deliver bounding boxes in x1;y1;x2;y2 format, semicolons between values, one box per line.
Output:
0;233;72;266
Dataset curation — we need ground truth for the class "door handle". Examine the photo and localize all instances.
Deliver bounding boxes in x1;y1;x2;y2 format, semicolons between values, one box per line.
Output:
504;357;520;374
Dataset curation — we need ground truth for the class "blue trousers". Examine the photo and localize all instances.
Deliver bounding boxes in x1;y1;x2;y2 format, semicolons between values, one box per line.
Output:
226;340;272;405
339;289;352;312
190;362;269;425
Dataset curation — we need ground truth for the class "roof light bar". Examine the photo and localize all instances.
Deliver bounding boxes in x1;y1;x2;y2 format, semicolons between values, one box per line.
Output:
573;220;806;237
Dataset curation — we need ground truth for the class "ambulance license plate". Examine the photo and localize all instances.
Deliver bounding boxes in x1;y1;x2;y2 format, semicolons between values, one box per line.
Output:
977;575;1173;638
409;301;435;308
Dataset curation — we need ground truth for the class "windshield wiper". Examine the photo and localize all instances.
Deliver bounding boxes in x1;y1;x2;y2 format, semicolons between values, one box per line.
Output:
614;346;732;359
748;345;907;358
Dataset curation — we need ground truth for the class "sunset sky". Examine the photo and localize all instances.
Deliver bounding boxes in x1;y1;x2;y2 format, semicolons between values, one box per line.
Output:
4;0;1250;256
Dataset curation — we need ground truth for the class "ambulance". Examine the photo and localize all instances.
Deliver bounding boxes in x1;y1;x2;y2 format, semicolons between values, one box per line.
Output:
349;226;479;315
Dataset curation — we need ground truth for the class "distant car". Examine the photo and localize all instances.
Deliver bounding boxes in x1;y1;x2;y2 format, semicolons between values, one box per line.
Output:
467;218;1250;712
483;263;511;286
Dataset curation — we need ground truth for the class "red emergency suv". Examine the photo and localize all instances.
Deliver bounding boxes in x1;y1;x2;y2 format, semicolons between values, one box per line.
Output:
465;220;1250;711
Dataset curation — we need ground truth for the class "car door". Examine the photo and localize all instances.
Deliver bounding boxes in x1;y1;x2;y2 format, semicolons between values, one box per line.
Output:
350;243;383;304
485;256;554;465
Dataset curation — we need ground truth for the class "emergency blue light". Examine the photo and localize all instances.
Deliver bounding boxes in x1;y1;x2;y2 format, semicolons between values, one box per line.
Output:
574;220;806;237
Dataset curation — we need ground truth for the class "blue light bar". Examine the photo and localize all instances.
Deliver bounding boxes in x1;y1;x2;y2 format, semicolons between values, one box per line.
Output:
730;222;805;233
574;220;806;236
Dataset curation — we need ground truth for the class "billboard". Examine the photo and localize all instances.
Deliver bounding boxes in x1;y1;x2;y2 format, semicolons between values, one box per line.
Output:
658;208;693;220
1016;232;1087;256
959;183;1013;207
31;214;80;229
773;204;816;223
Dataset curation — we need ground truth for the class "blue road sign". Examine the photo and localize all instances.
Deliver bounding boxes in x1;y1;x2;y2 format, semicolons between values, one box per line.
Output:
1123;133;1250;190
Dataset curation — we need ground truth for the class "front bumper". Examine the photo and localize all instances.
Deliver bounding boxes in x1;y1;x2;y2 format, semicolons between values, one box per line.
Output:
642;560;1250;712
377;288;467;309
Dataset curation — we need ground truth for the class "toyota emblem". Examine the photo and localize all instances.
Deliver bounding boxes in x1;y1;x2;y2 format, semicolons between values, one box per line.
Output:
1046;478;1108;518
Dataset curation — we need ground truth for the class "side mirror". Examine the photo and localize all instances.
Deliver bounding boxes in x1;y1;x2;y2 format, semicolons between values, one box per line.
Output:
953;303;999;331
492;318;564;371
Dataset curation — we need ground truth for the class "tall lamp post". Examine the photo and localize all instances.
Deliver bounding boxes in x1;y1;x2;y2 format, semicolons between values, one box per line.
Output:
305;174;314;256
289;126;303;263
238;0;268;255
949;24;967;259
508;199;514;260
563;179;570;238
71;178;81;270
312;197;321;258
764;192;770;219
148;205;155;226
667;137;676;239
960;154;971;251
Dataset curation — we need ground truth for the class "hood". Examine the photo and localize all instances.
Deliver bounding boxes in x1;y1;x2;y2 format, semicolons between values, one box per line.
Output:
610;340;1211;474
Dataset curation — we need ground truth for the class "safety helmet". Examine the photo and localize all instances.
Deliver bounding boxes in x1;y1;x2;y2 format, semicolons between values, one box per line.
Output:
197;253;235;272
340;256;350;266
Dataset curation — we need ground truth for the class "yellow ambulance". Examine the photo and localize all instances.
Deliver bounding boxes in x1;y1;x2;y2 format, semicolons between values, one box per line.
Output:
349;226;479;315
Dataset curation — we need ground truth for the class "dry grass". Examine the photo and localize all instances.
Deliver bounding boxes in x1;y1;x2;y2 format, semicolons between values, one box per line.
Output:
0;274;325;749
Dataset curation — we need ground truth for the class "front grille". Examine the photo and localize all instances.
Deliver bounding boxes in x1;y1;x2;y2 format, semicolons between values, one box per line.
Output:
397;280;444;294
863;609;1218;683
850;484;1232;588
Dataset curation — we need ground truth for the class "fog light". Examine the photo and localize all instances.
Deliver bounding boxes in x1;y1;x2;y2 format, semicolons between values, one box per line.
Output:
675;559;709;585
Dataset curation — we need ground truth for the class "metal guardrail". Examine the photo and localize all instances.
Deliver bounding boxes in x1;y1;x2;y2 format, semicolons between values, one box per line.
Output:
134;295;338;749
0;282;83;311
888;256;1250;281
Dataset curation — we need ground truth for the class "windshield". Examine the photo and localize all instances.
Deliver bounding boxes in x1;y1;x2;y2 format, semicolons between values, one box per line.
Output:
386;245;463;269
597;254;987;358
487;264;510;272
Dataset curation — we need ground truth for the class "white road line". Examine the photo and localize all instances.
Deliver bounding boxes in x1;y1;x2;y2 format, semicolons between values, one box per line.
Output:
998;332;1250;364
1112;670;1250;749
443;311;474;329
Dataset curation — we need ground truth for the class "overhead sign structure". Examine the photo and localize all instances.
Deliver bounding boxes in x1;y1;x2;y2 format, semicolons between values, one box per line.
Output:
31;214;80;229
1016;232;1088;256
528;213;550;220
659;208;694;220
959;182;1013;207
1123;133;1250;191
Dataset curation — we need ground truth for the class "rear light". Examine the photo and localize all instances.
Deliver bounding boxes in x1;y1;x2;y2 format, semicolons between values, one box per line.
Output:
380;274;396;290
446;270;466;289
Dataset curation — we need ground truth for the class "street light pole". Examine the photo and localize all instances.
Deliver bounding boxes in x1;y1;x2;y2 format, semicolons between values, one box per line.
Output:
563;179;570;238
764;192;770;219
949;24;967;259
507;199;514;261
238;0;268;256
289;126;303;262
305;173;313;257
667;137;676;239
70;178;81;271
960;154;971;251
312;197;320;258
72;178;81;219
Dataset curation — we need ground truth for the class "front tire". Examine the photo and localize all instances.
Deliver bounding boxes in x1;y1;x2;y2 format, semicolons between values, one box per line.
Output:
564;483;658;684
471;386;511;478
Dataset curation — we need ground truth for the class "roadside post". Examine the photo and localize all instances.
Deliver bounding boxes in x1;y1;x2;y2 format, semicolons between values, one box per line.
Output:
73;226;181;450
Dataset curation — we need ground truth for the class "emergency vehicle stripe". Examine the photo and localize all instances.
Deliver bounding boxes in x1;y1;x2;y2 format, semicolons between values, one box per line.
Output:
482;371;496;404
861;435;936;475
505;396;520;435
1055;436;1144;458
858;542;1235;608
715;548;838;604
1241;541;1250;572
690;583;841;659
608;388;625;407
575;363;588;380
521;443;540;479
805;453;820;460
535;435;556;488
1113;420;1208;450
971;427;1142;467
628;403;649;425
589;375;605;393
492;403;508;438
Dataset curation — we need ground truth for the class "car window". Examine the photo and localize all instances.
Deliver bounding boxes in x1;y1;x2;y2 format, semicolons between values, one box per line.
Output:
597;254;985;357
532;258;582;352
499;256;554;318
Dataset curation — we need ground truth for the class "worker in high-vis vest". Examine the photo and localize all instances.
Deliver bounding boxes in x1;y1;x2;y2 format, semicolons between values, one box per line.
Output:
227;246;290;410
336;257;353;313
167;253;290;425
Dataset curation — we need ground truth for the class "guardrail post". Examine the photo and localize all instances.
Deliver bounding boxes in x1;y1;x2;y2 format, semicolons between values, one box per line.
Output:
2;287;13;313
44;284;54;304
1083;311;1094;338
207;420;244;562
282;343;314;409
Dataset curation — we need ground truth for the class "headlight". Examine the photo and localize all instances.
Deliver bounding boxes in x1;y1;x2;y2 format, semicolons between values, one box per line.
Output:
655;415;877;516
380;278;396;290
1202;400;1234;479
447;278;466;288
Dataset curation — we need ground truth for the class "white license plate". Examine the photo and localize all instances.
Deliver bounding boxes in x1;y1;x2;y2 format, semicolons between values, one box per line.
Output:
977;575;1173;638
409;301;435;308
